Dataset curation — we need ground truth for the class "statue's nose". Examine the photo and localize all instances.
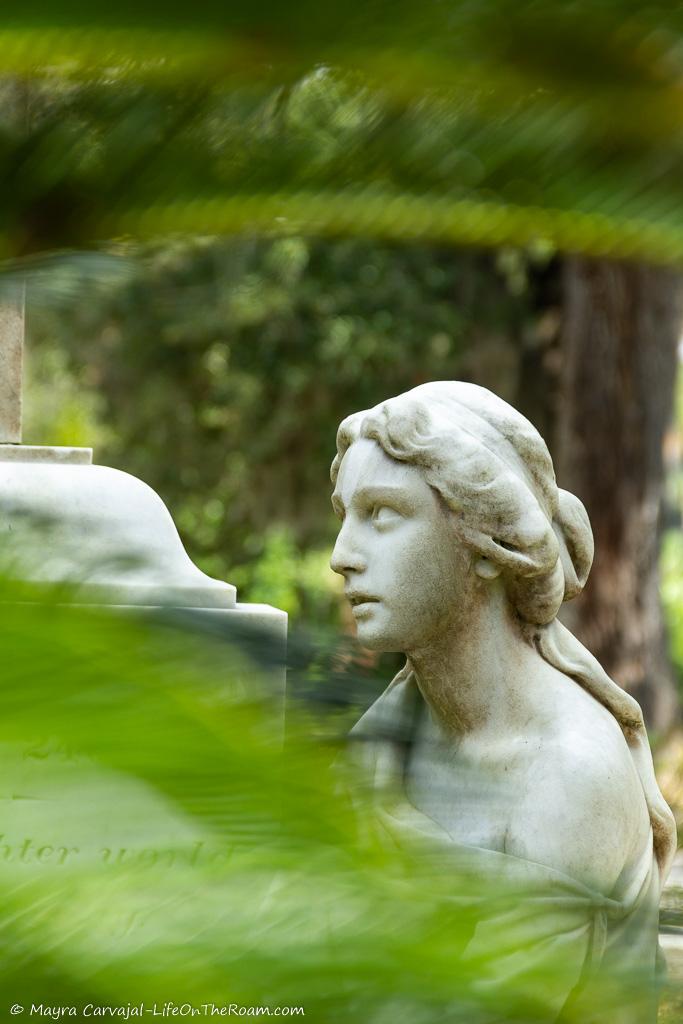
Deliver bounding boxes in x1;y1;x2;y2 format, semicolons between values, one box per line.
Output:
330;520;367;576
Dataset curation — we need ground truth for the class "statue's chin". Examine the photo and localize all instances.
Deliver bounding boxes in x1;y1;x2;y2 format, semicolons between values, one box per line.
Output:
352;603;410;652
354;623;403;654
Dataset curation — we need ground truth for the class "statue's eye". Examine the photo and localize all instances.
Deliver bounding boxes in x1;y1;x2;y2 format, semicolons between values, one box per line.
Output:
371;505;401;527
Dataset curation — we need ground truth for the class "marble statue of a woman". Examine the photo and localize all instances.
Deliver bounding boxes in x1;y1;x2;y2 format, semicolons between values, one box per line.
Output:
330;381;676;1021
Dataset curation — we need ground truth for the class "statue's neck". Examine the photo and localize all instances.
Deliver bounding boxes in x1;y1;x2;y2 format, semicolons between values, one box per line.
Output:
407;588;537;737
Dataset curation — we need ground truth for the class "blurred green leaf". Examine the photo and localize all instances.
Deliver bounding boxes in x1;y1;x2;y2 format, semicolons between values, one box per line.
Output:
0;577;664;1020
0;4;681;260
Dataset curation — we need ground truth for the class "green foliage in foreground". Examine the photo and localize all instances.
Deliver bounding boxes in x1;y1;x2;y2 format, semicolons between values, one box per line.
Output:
0;581;673;1022
0;4;683;262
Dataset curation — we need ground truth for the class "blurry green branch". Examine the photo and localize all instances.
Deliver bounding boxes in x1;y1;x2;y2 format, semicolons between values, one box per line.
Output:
110;191;683;267
0;3;682;262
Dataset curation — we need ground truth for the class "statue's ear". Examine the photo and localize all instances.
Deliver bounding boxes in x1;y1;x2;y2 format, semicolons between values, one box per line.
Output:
474;556;502;581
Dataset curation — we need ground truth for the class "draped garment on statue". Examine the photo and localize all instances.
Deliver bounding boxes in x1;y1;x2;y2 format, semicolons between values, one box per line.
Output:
349;656;670;1023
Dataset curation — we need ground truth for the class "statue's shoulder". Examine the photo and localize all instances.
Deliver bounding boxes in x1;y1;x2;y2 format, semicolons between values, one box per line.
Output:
506;673;652;893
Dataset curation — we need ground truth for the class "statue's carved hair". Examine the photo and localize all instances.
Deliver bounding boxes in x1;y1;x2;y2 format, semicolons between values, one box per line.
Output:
330;380;592;627
331;381;677;873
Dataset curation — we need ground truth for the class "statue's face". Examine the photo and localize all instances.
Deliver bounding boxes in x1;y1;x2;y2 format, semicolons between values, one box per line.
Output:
331;438;473;652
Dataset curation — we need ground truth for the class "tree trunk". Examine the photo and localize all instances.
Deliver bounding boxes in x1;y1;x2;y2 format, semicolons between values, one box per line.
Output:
557;258;683;733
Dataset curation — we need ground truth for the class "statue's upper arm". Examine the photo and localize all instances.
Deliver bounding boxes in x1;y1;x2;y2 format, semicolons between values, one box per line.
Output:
505;732;649;894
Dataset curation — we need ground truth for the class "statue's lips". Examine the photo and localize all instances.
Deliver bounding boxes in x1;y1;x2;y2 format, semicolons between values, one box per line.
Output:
347;593;379;615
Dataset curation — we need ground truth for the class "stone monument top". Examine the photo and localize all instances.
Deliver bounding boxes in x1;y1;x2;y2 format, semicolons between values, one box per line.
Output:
0;305;237;608
0;301;280;629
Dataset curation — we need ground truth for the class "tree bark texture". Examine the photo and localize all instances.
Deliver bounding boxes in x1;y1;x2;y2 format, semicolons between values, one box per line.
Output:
557;258;683;733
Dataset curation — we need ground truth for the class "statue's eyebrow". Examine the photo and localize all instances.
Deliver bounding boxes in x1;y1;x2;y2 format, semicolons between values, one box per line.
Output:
350;483;409;507
332;484;410;517
352;485;410;507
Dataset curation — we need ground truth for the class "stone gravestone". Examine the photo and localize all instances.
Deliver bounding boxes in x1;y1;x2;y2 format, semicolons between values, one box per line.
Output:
330;381;676;1022
0;313;286;904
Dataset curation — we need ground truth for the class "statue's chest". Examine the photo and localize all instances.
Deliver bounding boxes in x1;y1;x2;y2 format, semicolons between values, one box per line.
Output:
403;710;526;851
